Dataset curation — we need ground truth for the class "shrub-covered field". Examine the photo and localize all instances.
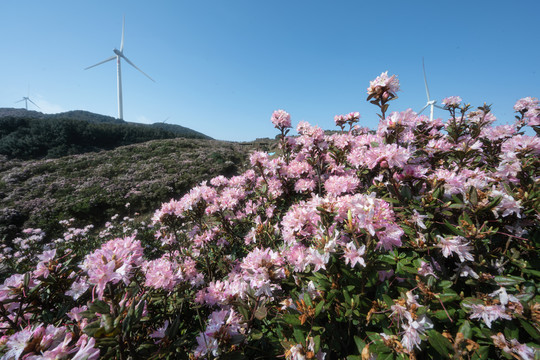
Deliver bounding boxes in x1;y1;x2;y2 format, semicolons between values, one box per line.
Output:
0;72;538;359
0;138;254;245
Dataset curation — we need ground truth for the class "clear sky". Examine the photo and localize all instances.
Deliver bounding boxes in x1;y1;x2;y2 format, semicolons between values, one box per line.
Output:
1;1;538;141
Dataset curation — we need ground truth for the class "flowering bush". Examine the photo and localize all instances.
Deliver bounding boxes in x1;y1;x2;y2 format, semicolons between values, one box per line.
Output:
0;137;252;244
1;72;539;359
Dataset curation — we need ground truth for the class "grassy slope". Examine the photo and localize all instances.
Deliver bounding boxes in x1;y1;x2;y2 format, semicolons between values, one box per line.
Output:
0;138;272;241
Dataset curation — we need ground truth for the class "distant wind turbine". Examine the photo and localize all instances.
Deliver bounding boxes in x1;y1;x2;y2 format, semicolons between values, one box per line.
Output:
85;16;155;120
417;58;444;121
15;88;40;110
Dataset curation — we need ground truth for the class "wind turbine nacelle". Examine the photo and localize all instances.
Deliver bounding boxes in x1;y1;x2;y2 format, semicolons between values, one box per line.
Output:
113;48;123;56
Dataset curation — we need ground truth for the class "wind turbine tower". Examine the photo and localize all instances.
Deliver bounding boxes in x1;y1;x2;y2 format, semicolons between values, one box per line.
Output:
85;16;154;120
418;58;444;121
15;88;40;111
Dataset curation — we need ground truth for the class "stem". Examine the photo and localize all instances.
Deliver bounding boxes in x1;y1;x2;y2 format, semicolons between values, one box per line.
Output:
437;296;453;323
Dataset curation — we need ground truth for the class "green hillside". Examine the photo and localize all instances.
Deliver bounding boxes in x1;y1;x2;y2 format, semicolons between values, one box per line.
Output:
0;108;211;160
0;137;258;242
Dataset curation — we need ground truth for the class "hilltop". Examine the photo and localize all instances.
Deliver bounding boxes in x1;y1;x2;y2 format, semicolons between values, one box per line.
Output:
0;108;211;160
0;137;261;242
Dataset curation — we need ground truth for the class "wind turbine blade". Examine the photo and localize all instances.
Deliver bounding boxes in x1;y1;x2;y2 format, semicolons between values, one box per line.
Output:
422;57;431;101
28;99;41;109
417;104;429;115
85;55;116;70
434;104;445;110
120;16;125;51
15;99;24;104
121;54;155;82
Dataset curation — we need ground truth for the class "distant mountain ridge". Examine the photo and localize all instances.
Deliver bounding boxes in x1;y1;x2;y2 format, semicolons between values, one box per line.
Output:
0;108;210;138
0;108;212;160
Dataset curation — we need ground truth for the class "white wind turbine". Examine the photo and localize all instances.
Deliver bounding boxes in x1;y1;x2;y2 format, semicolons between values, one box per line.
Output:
418;58;444;121
85;16;154;120
15;88;40;110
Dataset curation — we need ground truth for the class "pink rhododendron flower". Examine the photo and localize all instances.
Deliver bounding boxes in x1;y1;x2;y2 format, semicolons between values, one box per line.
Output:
465;303;512;328
418;260;438;278
334;193;404;251
33;249;57;279
143;257;181;291
513;96;539;112
194;309;245;358
2;327;33;359
501;135;540;155
81;235;143;299
480;124;516;141
363;143;411;170
442;96;462;107
67;305;88;323
489;186;522;218
468;109;497;125
457;264;479;279
524;108;540;126
271;109;291;129
367;71;400;96
436;235;474;263
65;277;90;300
324;175;359;196
378;269;394;282
342;242;366;268
72;334;100;360
401;314;433;351
240;247;286;296
491;333;536;360
150;320;169;340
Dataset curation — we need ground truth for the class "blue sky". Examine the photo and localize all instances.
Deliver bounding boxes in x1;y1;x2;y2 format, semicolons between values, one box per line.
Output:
1;1;538;141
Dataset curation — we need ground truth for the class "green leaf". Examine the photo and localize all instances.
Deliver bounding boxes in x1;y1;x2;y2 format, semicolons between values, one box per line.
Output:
438;280;453;289
343;289;352;305
521;268;540;278
432;187;442;200
313;335;321;354
237;305;249;321
254;305;267;320
482;195;502;212
88;299;110;315
282;314;301;326
519;319;540;340
444;221;466;236
469;186;478;206
134;296;146;320
23;272;31;288
382;294;394;307
354;335;365;353
494;275;525;286
458;320;472;339
427;330;452;358
122;313;132;334
471;346;489;360
400;185;412;200
251;329;263;340
433;308;455;321
303;292;313;307
438;289;460;303
314;300;324;318
82;320;102;337
168;315;183;339
292;327;305;344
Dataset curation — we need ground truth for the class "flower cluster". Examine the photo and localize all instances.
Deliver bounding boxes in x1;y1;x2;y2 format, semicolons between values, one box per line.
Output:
441;95;462;107
1;72;538;359
367;71;400;98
